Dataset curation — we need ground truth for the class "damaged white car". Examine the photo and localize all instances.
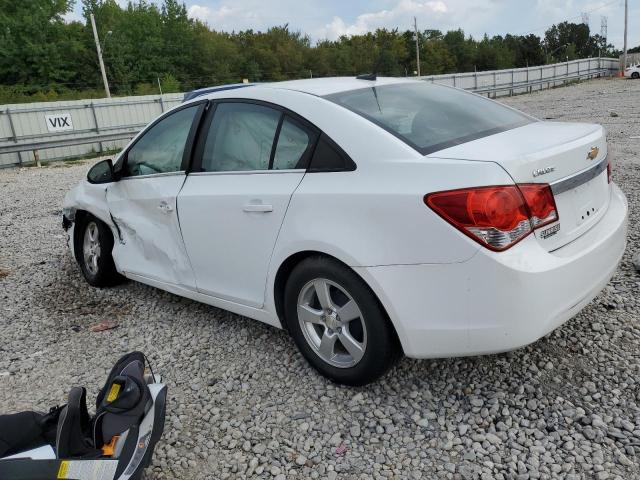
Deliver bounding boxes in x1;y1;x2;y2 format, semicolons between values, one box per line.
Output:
63;77;628;385
623;63;640;79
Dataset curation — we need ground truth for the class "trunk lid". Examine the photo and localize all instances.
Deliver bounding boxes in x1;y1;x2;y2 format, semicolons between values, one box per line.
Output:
429;121;610;251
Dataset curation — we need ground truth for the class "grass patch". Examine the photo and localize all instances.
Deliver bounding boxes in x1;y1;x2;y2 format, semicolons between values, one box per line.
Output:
27;148;121;169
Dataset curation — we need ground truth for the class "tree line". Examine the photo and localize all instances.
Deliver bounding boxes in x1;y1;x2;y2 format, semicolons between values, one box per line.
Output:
0;0;623;104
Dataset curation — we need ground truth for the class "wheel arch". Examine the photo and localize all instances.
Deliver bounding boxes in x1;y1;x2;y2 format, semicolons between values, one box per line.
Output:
272;250;404;353
72;209;117;265
72;209;90;264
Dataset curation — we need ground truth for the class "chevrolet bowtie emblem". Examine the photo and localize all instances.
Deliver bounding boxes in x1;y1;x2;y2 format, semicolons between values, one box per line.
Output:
587;146;599;160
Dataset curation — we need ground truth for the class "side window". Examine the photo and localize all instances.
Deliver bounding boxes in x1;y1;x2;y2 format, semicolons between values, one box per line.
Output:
125;105;199;177
308;134;356;172
201;103;280;172
272;116;317;170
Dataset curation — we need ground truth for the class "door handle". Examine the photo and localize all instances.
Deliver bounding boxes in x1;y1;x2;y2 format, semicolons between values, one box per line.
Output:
243;203;273;213
158;201;174;213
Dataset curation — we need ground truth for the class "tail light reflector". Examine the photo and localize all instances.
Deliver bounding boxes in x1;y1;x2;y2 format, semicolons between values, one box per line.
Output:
425;184;558;251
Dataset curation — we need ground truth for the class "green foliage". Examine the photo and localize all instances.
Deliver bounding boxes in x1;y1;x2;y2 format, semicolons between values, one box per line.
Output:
161;74;181;93
0;0;622;104
0;85;106;104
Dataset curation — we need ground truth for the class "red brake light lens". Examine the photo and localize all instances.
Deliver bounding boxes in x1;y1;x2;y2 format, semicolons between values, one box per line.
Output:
518;184;558;228
425;184;558;251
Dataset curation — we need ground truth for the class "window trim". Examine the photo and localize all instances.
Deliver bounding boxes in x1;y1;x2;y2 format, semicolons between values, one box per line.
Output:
307;133;357;173
115;100;207;179
120;171;186;181
188;168;306;177
267;115;285;170
189;98;353;174
272;114;320;171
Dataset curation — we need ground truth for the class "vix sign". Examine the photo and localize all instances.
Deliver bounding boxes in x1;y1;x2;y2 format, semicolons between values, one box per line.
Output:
45;113;74;132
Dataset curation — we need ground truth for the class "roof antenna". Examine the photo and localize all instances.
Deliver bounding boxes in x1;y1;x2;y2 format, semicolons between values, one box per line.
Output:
356;72;377;81
356;42;385;81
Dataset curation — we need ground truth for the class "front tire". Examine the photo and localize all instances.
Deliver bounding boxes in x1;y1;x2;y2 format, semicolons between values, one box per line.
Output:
632;72;640;79
284;256;400;385
76;214;123;287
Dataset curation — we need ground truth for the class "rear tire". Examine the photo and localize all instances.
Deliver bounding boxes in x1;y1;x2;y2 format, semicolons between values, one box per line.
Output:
284;256;400;385
76;214;123;287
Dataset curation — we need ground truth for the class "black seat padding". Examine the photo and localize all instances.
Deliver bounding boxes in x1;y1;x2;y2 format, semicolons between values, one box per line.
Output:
55;387;100;459
0;411;50;458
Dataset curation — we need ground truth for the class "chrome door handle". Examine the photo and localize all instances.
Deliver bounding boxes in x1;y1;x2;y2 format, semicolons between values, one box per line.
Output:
158;201;173;213
243;203;273;213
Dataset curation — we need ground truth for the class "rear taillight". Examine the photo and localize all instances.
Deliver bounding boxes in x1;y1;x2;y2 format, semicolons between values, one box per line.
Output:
425;184;558;251
518;184;558;228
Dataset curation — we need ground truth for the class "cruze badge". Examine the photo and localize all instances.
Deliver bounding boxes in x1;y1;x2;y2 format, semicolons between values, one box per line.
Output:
587;146;599;160
540;223;560;239
532;166;555;177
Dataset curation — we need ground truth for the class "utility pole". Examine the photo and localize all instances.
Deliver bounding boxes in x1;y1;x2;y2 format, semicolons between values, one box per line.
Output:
90;13;111;98
414;17;421;77
581;12;589;26
600;16;608;58
623;0;628;70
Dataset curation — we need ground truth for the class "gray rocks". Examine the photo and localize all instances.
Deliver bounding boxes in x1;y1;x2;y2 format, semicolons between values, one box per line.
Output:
2;77;640;479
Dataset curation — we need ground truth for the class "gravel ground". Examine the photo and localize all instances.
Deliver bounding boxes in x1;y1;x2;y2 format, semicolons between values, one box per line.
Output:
1;77;639;480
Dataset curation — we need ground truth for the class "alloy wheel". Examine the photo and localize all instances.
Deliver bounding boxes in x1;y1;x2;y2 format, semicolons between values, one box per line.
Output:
297;278;367;368
83;221;101;276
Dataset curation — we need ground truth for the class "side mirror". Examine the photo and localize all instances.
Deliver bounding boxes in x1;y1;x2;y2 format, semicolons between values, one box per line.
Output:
87;159;118;184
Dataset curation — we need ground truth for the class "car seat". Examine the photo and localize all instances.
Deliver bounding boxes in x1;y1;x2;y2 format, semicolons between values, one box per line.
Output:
0;352;167;480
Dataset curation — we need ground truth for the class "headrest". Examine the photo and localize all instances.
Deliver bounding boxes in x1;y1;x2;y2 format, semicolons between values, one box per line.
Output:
93;352;152;448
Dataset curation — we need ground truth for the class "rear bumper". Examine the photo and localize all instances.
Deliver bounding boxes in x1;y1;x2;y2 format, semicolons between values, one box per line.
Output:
356;184;628;358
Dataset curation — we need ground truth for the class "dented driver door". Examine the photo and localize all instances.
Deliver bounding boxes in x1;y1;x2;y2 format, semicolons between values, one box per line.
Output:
106;103;205;289
107;174;195;288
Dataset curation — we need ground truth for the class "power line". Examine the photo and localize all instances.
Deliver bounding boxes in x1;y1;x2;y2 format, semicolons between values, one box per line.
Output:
514;0;618;36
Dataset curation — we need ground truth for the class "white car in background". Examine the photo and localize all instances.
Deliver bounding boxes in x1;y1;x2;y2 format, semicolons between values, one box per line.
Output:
63;77;628;385
624;64;640;79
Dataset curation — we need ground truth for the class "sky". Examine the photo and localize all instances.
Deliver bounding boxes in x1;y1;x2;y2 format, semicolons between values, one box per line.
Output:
66;0;638;50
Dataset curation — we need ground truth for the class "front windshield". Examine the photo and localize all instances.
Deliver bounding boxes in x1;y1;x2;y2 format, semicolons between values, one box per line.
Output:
325;82;534;155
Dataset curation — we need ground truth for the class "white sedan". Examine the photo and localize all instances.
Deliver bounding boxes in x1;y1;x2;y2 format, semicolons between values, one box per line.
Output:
63;77;628;385
624;64;640;79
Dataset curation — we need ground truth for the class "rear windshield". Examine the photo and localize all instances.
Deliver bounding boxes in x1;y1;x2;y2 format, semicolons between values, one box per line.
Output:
324;82;533;155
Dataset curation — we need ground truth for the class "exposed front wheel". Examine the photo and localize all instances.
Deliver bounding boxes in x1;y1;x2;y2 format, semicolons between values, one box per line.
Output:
632;72;640;79
77;214;123;287
284;256;400;385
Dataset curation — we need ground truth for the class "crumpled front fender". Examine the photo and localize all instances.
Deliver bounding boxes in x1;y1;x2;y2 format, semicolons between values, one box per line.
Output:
63;181;115;231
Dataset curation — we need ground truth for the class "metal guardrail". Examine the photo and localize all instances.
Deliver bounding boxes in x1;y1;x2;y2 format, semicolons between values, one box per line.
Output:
470;68;611;95
0;60;618;164
0;92;184;167
0;130;139;155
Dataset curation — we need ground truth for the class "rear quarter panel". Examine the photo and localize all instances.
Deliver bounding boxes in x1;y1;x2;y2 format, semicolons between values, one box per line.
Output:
272;157;516;268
